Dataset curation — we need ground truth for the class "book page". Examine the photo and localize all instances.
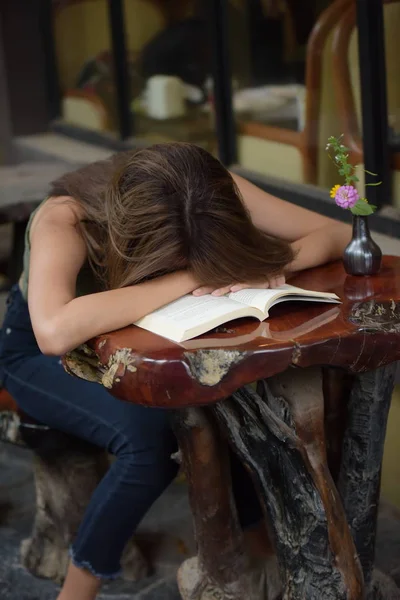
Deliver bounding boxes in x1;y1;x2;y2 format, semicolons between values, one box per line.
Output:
228;287;281;312
229;284;339;315
144;294;242;324
135;294;262;342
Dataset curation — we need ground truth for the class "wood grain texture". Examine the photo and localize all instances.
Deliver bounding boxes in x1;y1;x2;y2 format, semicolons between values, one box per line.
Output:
338;364;397;589
63;256;400;408
214;370;364;600
322;367;353;482
173;408;255;600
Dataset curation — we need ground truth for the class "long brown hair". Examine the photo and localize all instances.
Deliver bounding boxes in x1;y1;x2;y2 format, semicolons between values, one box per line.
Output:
50;143;294;290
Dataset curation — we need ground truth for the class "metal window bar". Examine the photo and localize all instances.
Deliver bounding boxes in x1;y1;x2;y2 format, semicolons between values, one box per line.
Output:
107;0;133;140
207;0;237;165
356;0;390;209
40;0;61;120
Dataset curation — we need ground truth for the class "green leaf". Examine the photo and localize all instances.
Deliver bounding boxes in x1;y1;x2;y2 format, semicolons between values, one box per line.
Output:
339;168;345;175
347;174;359;183
350;200;375;216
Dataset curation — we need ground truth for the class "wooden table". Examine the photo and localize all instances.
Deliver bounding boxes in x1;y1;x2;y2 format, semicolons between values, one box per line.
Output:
64;256;400;600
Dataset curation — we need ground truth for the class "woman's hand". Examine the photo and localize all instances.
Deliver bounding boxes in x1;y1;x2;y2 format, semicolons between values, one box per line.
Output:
192;274;286;297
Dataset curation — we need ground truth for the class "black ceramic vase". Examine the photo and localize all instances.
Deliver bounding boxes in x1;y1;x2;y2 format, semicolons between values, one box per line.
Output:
343;215;382;276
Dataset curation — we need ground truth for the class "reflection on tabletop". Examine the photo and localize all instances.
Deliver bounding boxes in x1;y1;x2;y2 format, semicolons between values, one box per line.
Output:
181;306;341;349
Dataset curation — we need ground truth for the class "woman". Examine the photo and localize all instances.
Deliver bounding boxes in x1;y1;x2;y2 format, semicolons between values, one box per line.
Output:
0;143;350;600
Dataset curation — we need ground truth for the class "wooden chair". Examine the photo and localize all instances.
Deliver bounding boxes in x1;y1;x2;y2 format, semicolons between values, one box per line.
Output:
237;0;352;187
332;0;400;208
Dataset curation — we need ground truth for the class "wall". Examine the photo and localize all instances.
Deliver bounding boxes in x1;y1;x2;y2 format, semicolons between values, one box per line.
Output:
0;0;49;135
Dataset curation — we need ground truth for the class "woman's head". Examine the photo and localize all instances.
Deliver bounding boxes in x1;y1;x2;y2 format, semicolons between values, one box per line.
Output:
51;143;294;289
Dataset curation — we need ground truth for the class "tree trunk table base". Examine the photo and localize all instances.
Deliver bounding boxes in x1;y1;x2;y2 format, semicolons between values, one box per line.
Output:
174;365;399;600
173;408;258;600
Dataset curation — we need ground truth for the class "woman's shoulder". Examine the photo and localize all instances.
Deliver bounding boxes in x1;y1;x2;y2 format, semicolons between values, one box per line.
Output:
30;196;84;237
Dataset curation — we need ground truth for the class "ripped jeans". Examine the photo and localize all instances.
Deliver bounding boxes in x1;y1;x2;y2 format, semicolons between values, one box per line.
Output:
0;285;262;579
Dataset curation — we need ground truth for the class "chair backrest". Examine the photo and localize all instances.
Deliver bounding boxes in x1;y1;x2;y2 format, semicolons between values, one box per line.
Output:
302;0;353;186
333;0;400;165
54;0;167;90
237;0;352;185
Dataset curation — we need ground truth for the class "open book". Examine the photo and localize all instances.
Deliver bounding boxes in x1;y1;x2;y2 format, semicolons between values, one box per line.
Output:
134;284;340;343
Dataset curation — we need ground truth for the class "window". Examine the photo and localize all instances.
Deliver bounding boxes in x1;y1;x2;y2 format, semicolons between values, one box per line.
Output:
230;0;346;192
53;0;217;153
53;0;116;133
48;0;395;216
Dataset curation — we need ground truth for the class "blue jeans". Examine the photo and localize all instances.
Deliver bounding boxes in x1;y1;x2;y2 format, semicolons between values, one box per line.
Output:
0;286;261;578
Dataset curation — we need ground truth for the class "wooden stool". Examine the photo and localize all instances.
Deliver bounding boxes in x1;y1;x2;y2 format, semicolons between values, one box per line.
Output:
0;387;147;583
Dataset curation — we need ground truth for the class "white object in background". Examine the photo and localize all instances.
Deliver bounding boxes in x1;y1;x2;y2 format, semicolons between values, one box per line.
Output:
183;83;204;104
146;75;185;120
296;86;306;131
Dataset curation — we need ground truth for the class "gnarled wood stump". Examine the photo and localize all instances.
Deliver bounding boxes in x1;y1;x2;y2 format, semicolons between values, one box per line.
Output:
173;365;400;599
173;407;280;600
5;424;148;584
215;368;363;600
336;364;399;599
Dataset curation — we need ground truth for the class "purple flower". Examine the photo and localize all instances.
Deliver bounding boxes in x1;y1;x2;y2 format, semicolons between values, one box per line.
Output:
334;185;359;209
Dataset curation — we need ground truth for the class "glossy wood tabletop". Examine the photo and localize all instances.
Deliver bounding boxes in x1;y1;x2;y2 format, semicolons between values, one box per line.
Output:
64;256;400;408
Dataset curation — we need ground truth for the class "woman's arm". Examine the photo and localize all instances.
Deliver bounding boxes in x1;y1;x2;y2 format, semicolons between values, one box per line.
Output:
289;223;352;273
231;173;352;272
28;200;198;356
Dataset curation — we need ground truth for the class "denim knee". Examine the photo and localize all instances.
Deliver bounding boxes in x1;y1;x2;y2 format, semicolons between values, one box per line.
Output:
114;436;179;493
69;437;179;579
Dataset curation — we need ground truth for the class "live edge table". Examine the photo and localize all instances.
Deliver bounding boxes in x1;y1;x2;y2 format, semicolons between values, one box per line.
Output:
64;256;400;600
